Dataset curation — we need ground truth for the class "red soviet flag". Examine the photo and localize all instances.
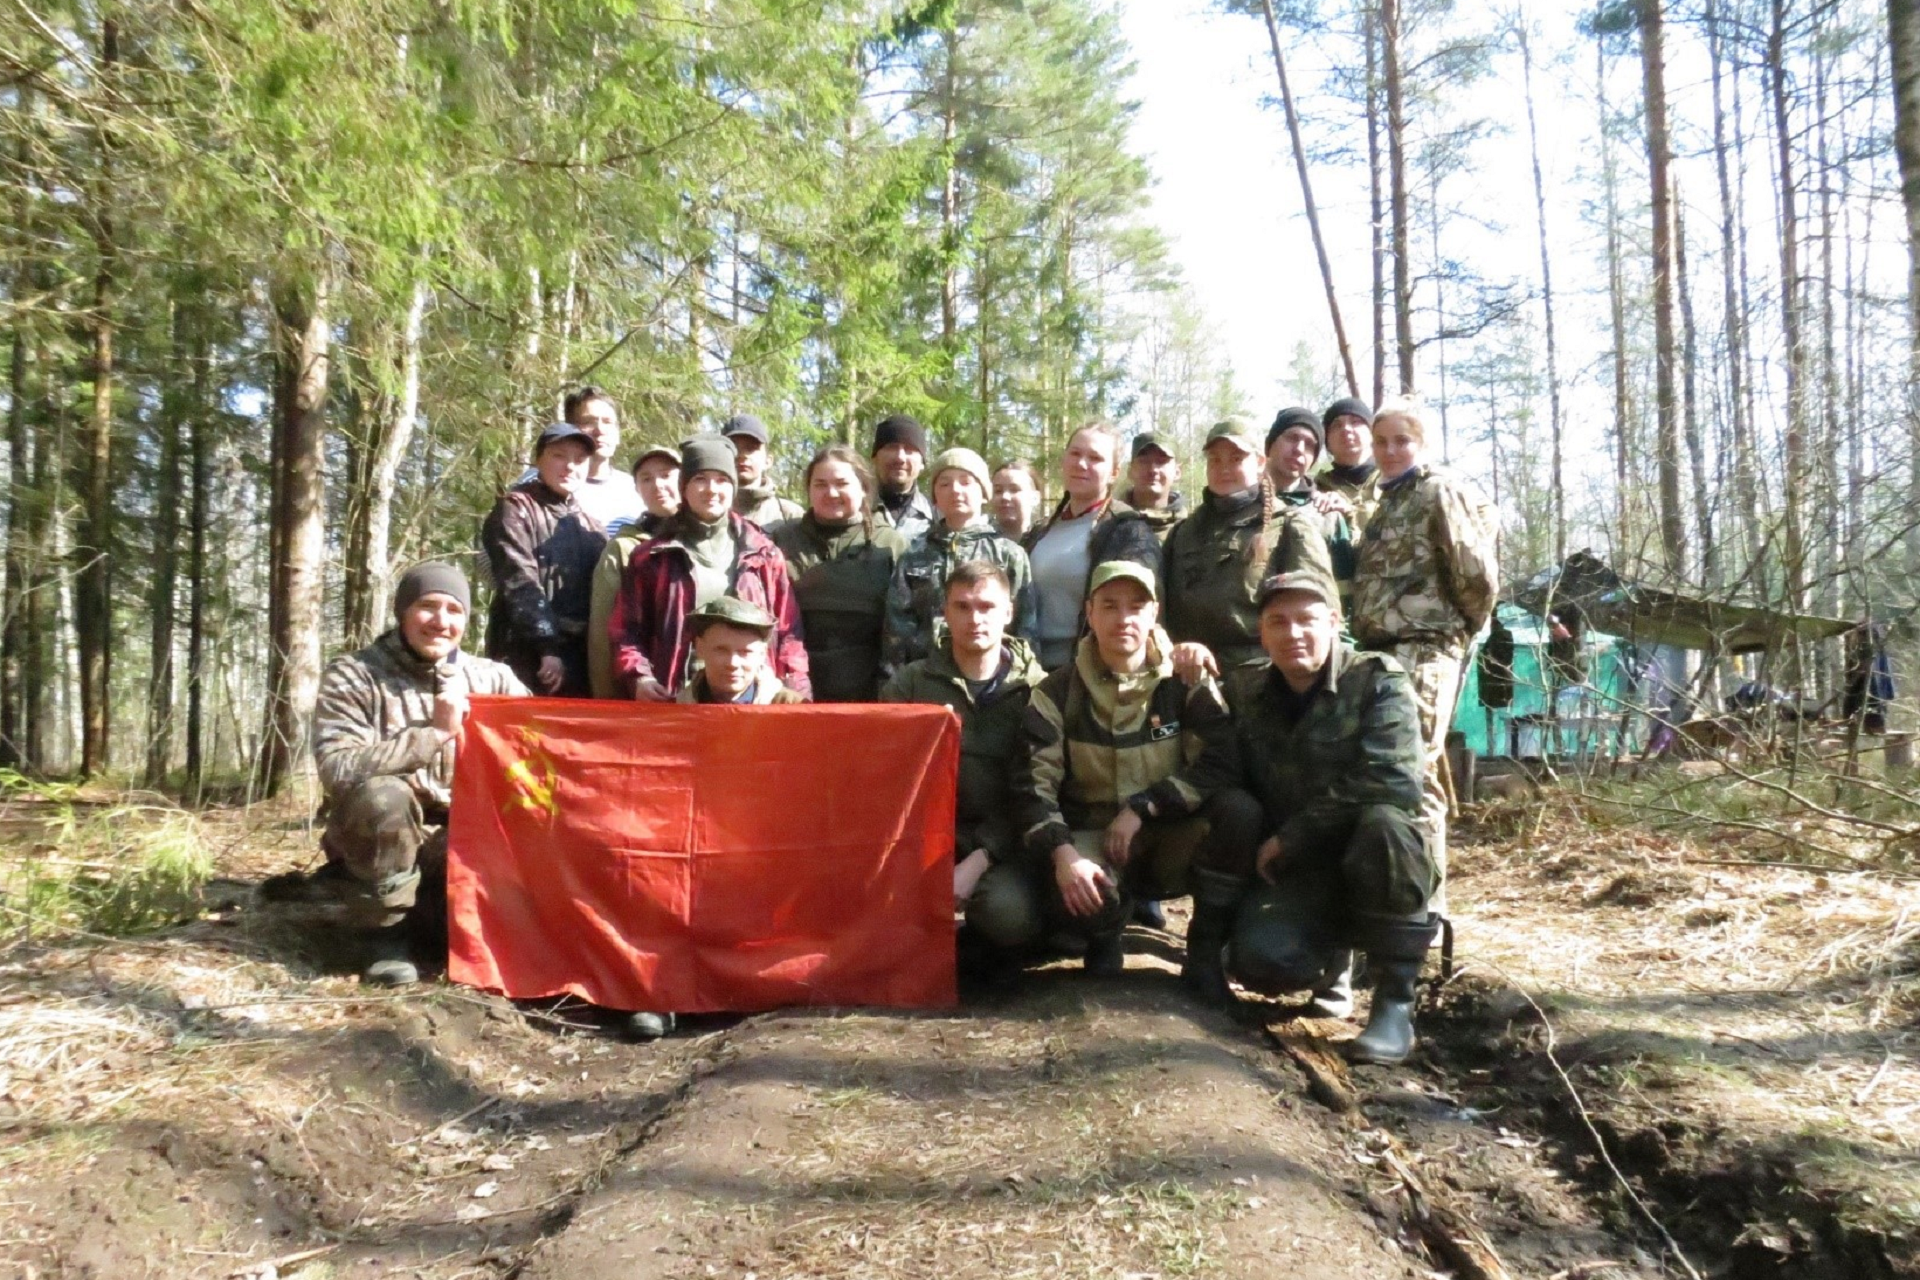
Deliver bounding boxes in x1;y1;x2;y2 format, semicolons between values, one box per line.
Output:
446;699;959;1012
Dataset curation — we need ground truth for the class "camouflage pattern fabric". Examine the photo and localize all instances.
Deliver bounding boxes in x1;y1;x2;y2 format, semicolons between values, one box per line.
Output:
1162;490;1334;669
883;520;1036;672
1383;637;1467;911
1349;465;1498;649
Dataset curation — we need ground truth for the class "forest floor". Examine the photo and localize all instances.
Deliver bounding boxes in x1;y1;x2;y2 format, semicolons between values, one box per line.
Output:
0;785;1914;1279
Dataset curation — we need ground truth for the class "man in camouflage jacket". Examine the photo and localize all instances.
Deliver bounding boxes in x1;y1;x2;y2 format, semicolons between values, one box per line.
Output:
1350;399;1498;907
306;563;527;985
880;560;1046;924
999;562;1259;987
1218;568;1441;1063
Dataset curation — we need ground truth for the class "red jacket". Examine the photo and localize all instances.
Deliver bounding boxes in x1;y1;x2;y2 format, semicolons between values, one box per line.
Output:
609;512;810;698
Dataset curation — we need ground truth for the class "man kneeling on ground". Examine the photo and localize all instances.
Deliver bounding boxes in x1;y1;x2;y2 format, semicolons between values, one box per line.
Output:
306;563;528;985
998;561;1258;988
880;560;1046;926
1218;568;1442;1063
677;597;810;705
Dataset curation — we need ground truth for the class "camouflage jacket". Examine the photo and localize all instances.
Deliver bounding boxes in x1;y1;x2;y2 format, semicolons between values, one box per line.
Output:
1221;643;1424;854
872;487;936;544
1318;463;1379;533
1013;632;1238;863
1276;483;1357;589
1350;465;1499;648
735;484;804;530
312;631;528;813
880;637;1046;863
1162;489;1334;669
1118;488;1186;545
883;520;1036;672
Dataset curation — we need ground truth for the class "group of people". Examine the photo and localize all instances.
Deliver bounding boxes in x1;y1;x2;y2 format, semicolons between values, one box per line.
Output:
305;383;1499;1065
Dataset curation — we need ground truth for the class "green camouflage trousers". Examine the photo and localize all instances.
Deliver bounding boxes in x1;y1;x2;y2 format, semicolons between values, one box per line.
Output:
320;776;447;929
1226;802;1434;995
1382;638;1465;911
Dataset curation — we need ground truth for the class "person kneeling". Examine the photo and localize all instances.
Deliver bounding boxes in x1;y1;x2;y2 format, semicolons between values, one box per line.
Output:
1220;569;1442;1064
678;597;810;705
306;564;529;985
995;561;1253;987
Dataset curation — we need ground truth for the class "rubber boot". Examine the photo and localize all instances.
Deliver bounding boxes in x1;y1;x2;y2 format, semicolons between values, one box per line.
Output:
621;1011;677;1042
360;926;419;987
1346;912;1441;1065
1180;869;1244;1008
1083;931;1126;976
1132;899;1167;930
1308;951;1354;1019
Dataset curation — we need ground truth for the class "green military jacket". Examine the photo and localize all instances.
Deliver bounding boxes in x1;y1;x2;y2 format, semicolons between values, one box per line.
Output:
1317;463;1379;534
773;515;909;702
1220;643;1424;856
1350;465;1499;649
1162;489;1335;670
883;520;1036;672
880;637;1045;862
1118;487;1185;545
1276;482;1357;595
1013;632;1238;865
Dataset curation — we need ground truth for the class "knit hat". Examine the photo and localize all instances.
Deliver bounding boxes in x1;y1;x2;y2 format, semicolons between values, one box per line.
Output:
689;595;776;637
720;413;769;446
871;413;930;458
929;446;992;493
1087;559;1158;603
1321;397;1374;430
680;435;739;484
1256;568;1340;612
1266;406;1324;458
393;561;471;618
1203;418;1262;457
532;421;595;461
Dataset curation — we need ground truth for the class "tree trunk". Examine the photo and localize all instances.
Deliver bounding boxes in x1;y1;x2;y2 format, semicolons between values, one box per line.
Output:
255;269;332;797
144;300;186;788
1599;36;1633;552
3;307;27;770
1260;0;1359;397
76;16;119;777
1708;0;1763;573
1768;0;1808;613
344;275;429;646
1383;0;1414;393
939;25;961;390
1517;21;1567;566
186;319;211;798
1896;0;1920;579
1366;0;1386;406
1675;185;1715;588
1641;0;1687;580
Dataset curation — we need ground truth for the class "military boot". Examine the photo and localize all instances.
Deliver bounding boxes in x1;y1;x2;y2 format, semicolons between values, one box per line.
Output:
621;1012;677;1042
1083;931;1126;976
1308;951;1354;1019
360;926;419;987
1180;869;1244;1008
1347;912;1441;1065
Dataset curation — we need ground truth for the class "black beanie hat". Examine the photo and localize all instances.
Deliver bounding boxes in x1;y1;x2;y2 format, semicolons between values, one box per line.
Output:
1321;397;1374;430
680;435;739;485
871;413;929;458
1266;406;1324;457
393;561;471;618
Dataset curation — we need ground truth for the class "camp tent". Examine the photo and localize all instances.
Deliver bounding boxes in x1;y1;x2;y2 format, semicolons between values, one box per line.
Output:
1452;603;1638;758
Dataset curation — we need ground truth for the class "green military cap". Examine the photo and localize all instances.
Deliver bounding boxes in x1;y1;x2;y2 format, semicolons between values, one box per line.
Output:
1256;568;1341;611
1087;559;1157;602
689;595;777;636
1203;418;1262;456
1130;432;1173;461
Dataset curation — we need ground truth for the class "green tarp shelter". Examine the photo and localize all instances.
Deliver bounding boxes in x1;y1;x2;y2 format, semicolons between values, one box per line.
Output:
1452;603;1637;757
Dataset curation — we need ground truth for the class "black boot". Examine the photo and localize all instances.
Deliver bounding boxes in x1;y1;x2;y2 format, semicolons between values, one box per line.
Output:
1347;912;1440;1065
1180;869;1244;1008
360;925;419;987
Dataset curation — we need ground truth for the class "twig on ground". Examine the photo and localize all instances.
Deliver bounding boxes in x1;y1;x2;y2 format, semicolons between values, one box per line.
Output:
1481;959;1707;1280
1853;1047;1895;1107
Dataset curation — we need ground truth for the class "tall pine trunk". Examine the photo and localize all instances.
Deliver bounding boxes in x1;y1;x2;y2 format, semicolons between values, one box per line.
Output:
1599;37;1633;552
1365;0;1386;406
1708;0;1763;574
344;276;429;645
1892;0;1920;580
1641;0;1687;579
255;270;332;796
144;300;187;788
1517;21;1567;565
185;319;212;798
1769;0;1809;613
1383;0;1415;392
76;16;119;777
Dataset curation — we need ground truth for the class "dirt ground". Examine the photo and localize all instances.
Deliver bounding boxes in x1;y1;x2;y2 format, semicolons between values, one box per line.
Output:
1;790;1913;1278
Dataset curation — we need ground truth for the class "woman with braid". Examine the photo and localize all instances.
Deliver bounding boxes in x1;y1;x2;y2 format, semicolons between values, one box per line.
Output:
1161;418;1333;679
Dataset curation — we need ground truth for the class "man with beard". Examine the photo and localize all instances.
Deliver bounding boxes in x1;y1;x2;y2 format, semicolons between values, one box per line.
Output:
869;413;936;541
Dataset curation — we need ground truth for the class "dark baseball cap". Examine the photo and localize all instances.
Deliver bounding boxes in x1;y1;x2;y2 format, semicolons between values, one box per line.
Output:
1130;433;1174;461
721;414;769;445
533;421;595;460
